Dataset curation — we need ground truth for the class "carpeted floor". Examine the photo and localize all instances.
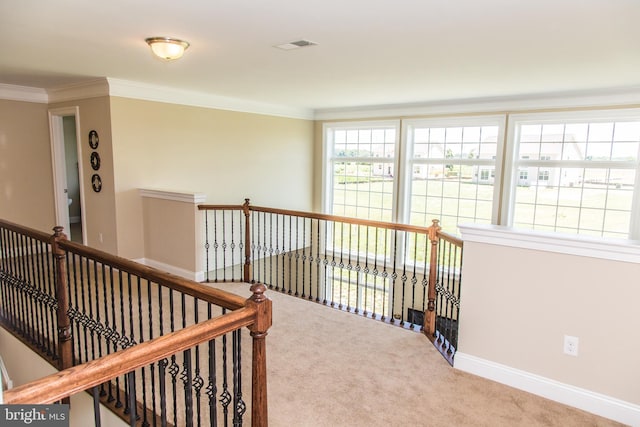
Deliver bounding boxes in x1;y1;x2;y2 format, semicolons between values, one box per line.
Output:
213;282;625;427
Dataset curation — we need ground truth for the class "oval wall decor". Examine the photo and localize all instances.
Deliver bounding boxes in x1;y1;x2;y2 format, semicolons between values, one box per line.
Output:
88;130;99;149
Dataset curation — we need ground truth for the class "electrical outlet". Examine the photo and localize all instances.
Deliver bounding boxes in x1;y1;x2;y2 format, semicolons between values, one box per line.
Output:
564;335;579;356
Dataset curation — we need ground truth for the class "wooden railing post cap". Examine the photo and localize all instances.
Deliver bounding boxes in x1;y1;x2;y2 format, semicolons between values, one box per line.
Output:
248;282;272;334
53;226;67;240
250;282;267;302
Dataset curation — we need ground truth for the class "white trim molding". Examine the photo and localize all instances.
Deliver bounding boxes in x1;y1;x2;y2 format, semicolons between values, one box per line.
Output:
454;352;640;426
47;79;110;103
314;86;640;121
0;83;48;103
133;258;205;283
107;78;314;120
139;188;207;204
459;224;640;264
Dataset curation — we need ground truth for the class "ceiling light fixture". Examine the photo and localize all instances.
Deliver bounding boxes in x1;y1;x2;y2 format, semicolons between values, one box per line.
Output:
145;37;190;60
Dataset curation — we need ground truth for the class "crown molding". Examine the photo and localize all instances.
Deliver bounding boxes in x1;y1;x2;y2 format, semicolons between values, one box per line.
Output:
314;87;640;121
0;83;48;103
107;78;314;120
47;79;110;103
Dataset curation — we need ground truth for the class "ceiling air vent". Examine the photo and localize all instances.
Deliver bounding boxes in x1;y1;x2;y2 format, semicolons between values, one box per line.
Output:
274;39;317;51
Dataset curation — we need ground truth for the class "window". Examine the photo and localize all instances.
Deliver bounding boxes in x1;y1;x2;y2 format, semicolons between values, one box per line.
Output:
324;121;399;222
324;110;640;240
404;118;504;234
506;111;640;238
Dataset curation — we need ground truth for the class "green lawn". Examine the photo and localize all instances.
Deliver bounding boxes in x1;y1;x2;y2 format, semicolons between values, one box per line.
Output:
333;178;632;237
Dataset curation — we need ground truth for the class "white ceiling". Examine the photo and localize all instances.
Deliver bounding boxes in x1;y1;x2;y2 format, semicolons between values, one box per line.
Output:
1;0;639;113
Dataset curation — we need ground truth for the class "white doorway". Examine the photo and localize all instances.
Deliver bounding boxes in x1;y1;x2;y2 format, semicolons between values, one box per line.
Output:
49;107;86;244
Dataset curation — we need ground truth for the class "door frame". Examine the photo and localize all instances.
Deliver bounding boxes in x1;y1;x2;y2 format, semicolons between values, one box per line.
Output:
48;106;87;244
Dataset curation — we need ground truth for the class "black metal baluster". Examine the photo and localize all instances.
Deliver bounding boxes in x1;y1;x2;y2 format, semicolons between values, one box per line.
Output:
274;214;281;292
45;240;57;358
295;216;300;297
193;299;204;427
411;233;419;329
232;330;245;427
128;371;137;426
421;233;429;331
69;253;83;363
221;211;227;282
230;211;236;282
253;210;259;283
320;220;326;304
391;230;399;325
158;285;167;427
16;232;27;337
85;256;97;362
204;211;210;283
238;209;244;282
435;239;445;347
302;218;309;300
92;385;102;427
107;265;118;404
117;269;127;409
97;262;108;397
169;289;178;427
24;236;40;349
136;276;149;427
348;223;354;313
381;228;389;322
182;347;194;427
36;239;52;356
287;215;293;295
372;227;379;318
361;225;368;316
268;213;274;290
213;211;219;282
220;323;231;426
281;215;286;294
337;223;345;309
206;304;218;426
147;279;157;426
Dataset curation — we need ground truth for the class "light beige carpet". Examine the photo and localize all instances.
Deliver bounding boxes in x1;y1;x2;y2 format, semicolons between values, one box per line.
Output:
214;282;625;427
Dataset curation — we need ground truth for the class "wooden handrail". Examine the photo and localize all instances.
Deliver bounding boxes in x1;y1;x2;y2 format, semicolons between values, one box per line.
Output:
198;200;463;245
3;307;256;404
58;239;246;310
0;218;51;243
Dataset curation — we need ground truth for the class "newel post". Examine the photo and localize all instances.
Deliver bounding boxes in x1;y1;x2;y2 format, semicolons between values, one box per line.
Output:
246;283;272;427
52;227;73;402
425;219;441;338
243;198;252;283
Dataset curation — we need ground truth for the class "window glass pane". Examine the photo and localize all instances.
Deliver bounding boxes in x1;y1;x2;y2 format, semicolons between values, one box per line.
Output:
408;123;500;234
512;116;640;237
329;124;397;222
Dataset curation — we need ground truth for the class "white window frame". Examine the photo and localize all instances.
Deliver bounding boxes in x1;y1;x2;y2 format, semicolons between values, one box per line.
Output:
400;115;507;229
502;109;640;239
322;120;401;221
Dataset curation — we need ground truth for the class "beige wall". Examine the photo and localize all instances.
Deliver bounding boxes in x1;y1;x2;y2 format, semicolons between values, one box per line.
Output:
0;99;55;232
109;97;314;260
49;96;118;253
141;195;201;274
458;241;640;405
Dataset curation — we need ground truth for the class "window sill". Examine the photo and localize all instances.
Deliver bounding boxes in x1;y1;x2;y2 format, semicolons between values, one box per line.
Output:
458;224;640;264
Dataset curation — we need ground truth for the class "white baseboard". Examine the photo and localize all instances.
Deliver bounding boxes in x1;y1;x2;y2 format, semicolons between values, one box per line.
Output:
454;352;640;426
133;258;205;282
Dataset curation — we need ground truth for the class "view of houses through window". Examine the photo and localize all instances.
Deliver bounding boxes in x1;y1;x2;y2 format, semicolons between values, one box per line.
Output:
324;109;640;239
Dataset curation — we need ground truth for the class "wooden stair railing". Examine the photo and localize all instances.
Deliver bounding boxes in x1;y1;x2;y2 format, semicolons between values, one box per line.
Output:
0;218;272;426
199;199;464;364
4;284;271;426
